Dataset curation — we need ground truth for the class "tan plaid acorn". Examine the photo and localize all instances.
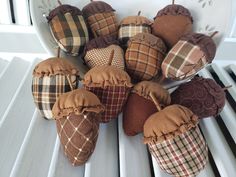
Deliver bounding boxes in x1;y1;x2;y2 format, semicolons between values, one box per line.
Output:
123;81;171;136
144;104;208;177
52;88;104;166
83;35;125;70
82;0;118;38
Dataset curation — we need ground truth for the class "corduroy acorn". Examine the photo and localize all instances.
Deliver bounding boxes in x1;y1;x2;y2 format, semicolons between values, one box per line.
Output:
47;2;89;56
144;104;208;177
125;33;167;82
52;88;104;166
82;0;118;38
123;81;171;136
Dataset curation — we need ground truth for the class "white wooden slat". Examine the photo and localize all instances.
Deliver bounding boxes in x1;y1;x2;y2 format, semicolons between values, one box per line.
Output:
227;64;236;77
13;0;31;25
0;58;9;75
84;119;119;177
0;0;12;24
118;114;152;177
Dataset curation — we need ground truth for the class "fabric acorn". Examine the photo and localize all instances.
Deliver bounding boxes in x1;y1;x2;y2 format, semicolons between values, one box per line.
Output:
83;35;124;70
32;57;80;119
144;105;208;177
161;32;217;81
171;76;226;118
82;0;118;38
47;3;89;56
52;88;104;166
152;1;193;49
125;33;167;82
118;11;152;47
123;81;171;136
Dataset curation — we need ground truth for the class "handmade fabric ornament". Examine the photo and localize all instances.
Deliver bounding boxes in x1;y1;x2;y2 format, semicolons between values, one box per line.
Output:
144;104;208;177
83;35;124;69
125;33;167;81
52;88;104;166
47;2;89;56
118;11;152;47
32;57;80;119
151;0;193;49
171;76;226;118
161;32;217;81
82;0;118;38
123;81;171;136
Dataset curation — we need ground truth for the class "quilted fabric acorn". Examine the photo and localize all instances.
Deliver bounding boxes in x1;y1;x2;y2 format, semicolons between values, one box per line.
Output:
144;105;208;177
83;35;124;69
118;12;152;47
152;1;193;49
82;1;118;38
171;76;226;118
32;58;80;119
123;81;171;136
125;33;167;81
52;88;104;166
161;32;217;80
47;4;89;56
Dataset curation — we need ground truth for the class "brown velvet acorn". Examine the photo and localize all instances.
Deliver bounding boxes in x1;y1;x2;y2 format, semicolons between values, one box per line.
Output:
52;88;104;166
123;81;171;136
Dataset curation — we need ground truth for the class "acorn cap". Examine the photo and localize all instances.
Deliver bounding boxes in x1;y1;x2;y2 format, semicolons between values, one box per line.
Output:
155;4;193;23
47;4;82;22
83;65;133;88
33;57;80;77
181;33;217;62
132;81;171;106
143;105;198;144
52;88;105;119
120;16;153;26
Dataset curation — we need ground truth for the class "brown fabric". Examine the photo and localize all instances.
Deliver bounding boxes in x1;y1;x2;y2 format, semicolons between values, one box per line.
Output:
33;58;80;77
143;105;198;144
171;76;226;118
120;16;153;26
181;33;217;62
52;88;105;119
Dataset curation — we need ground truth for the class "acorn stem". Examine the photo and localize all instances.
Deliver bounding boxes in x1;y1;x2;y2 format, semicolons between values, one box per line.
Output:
57;0;62;6
57;47;61;58
66;75;74;91
172;0;175;5
138;11;141;16
150;92;162;112
210;31;219;38
107;49;115;66
223;85;232;91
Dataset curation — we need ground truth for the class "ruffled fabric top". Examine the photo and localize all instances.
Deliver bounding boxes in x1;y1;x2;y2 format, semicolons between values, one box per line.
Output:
83;65;133;88
52;88;105;119
143;105;198;144
120;16;153;26
181;33;216;62
33;58;80;77
47;4;83;22
132;81;171;106
155;4;193;23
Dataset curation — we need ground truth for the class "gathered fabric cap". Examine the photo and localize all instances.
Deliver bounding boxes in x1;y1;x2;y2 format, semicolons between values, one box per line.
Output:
120;16;153;26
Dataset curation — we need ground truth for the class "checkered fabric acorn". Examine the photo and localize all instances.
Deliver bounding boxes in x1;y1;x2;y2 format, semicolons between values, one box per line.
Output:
125;33;167;81
152;1;193;49
144;105;208;177
82;0;118;38
118;11;152;47
83;35;125;69
171;76;226;118
47;3;89;56
123;81;171;136
32;57;80;119
161;32;217;80
52;88;104;166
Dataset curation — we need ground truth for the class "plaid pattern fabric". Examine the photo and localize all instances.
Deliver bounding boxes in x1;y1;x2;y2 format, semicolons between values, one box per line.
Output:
32;75;77;119
148;127;208;177
162;40;207;80
85;86;130;123
49;12;89;56
87;12;118;37
56;113;99;166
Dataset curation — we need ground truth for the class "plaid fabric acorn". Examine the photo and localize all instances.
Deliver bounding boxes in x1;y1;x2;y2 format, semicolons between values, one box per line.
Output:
144;105;208;177
52;89;104;166
123;81;171;136
32;58;80;119
82;1;118;38
125;33;167;81
162;33;217;80
47;4;89;56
